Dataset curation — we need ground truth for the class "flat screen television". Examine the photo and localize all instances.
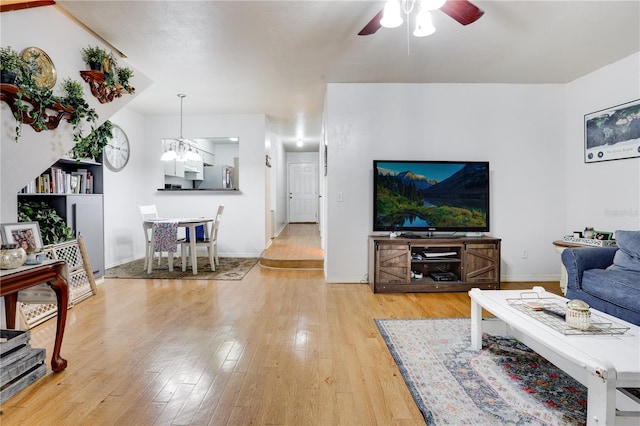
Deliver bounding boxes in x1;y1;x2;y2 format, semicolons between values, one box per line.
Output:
373;160;490;234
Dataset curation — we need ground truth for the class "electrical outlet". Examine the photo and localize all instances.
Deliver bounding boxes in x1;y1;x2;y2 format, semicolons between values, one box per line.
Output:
521;250;528;259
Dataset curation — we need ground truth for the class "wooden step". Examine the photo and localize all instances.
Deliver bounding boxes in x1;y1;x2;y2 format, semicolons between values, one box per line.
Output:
259;256;323;269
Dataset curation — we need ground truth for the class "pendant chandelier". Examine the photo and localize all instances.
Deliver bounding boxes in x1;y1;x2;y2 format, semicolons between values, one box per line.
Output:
381;0;446;37
161;94;201;162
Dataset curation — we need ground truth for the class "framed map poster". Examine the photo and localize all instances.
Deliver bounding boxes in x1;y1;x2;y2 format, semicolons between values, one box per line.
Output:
584;99;640;163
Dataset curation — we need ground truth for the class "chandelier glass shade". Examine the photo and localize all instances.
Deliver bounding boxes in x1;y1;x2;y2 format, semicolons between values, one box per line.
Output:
184;146;201;161
160;146;178;161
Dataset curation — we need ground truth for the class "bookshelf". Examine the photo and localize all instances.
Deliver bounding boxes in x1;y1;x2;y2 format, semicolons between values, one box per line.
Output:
18;156;105;277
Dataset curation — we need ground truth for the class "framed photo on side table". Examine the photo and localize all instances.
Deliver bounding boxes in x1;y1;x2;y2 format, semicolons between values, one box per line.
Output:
594;230;614;241
1;222;43;251
584;98;640;163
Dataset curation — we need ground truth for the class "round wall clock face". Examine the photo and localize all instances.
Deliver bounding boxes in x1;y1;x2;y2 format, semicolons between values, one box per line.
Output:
104;125;130;172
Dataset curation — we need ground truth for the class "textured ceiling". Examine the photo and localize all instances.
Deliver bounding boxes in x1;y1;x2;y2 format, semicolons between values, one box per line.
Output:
56;1;640;152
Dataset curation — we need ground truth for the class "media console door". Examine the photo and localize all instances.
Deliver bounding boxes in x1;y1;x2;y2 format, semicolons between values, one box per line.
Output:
462;241;501;283
374;241;410;285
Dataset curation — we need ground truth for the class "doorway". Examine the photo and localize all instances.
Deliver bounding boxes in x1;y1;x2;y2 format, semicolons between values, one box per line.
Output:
288;162;318;223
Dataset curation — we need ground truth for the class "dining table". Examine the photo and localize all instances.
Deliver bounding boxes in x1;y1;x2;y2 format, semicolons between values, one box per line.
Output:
144;217;214;275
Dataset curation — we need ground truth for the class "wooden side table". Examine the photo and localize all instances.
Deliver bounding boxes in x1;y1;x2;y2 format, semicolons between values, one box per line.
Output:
0;260;68;372
552;240;581;295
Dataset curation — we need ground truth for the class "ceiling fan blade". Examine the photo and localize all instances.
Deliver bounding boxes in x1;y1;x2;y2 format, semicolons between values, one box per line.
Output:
440;0;484;25
358;9;383;36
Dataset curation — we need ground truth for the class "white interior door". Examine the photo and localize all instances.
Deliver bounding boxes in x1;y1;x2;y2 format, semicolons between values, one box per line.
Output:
289;162;318;223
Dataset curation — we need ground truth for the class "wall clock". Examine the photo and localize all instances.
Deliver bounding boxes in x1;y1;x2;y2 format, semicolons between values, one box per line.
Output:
104;125;130;172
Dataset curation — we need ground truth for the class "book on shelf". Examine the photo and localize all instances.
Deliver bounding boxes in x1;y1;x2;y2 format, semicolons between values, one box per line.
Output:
21;167;95;195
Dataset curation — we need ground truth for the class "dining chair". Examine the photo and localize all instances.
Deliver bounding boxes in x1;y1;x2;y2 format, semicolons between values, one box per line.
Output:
180;205;224;272
186;204;224;241
215;204;225;221
139;204;161;270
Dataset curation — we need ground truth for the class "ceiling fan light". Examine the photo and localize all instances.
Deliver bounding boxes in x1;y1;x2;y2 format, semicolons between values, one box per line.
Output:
414;9;436;37
380;0;403;28
423;0;446;11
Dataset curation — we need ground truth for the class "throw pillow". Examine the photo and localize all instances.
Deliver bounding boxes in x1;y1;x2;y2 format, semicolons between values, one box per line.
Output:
607;230;640;273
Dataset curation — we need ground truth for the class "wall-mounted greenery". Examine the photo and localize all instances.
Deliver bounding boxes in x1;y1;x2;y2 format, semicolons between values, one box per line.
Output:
1;45;100;143
61;78;98;143
12;48;58;140
82;45;135;94
69;120;113;160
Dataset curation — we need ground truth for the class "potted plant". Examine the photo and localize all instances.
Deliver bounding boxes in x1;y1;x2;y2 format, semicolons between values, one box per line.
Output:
81;45;108;71
69;120;113;160
0;46;24;84
116;67;135;93
18;200;73;245
60;78;98;143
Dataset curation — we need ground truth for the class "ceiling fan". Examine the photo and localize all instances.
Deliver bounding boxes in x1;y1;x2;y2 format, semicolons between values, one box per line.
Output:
358;0;484;36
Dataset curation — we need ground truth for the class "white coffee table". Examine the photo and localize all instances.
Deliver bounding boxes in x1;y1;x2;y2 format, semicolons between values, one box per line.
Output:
469;287;640;425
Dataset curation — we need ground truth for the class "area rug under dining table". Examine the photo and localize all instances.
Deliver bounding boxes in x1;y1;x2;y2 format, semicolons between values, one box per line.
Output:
375;317;588;425
105;257;258;280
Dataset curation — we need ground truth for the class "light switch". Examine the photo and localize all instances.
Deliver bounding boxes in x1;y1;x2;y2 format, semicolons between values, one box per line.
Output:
337;192;343;202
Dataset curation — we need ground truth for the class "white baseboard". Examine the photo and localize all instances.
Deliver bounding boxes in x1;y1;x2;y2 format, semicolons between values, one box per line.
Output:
501;274;560;282
325;276;368;284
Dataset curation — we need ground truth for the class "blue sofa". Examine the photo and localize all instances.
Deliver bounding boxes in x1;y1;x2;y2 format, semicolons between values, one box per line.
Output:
561;230;640;326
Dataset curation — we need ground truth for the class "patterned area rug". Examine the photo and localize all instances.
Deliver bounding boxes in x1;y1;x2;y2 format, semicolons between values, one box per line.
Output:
105;257;258;280
376;318;588;425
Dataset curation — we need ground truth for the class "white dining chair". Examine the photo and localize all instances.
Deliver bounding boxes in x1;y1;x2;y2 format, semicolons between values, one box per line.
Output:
180;205;224;272
210;204;224;267
139;204;161;270
180;218;221;272
187;204;224;241
215;204;225;222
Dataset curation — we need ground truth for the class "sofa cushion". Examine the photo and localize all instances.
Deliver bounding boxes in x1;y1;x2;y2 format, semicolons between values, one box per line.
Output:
607;230;640;273
582;269;640;313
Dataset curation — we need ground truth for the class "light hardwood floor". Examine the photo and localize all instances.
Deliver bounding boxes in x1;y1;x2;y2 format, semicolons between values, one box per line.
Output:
2;226;562;425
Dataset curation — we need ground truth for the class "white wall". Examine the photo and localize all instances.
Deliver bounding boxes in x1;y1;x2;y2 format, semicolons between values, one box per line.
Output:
272;133;288;237
103;108;153;265
564;53;640;233
103;112;269;267
324;83;567;282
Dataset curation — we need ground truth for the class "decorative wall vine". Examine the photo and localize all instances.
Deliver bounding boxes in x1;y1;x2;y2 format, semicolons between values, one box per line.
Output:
0;83;72;132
